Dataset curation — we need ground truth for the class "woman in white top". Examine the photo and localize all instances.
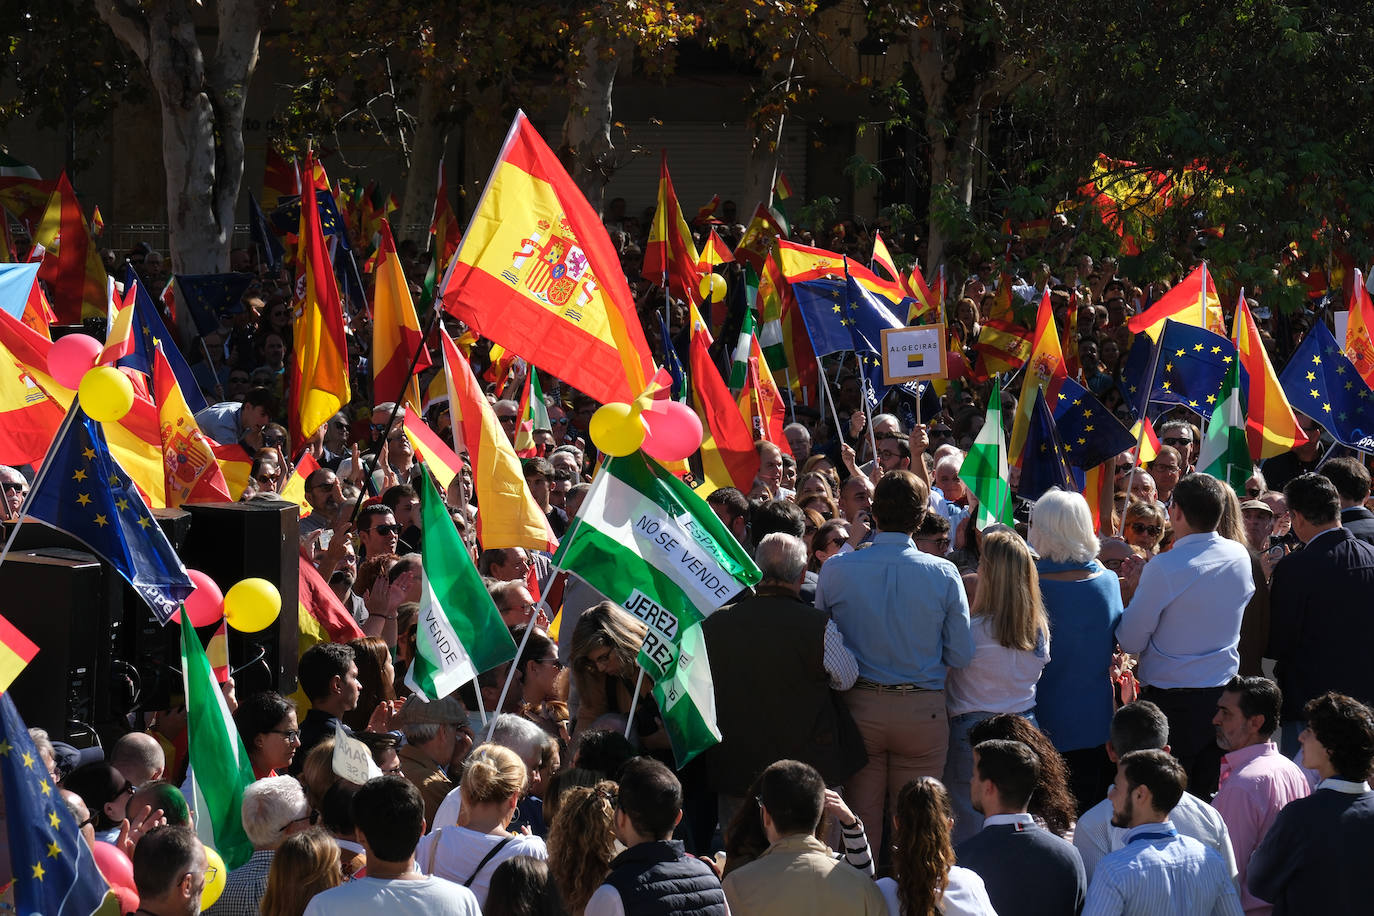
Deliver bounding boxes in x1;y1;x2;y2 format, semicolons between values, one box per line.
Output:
942;529;1051;845
415;745;547;907
879;777;997;915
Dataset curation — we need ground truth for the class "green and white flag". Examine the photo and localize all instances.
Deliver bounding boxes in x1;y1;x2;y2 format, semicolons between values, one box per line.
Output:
1197;359;1251;496
0;152;39;180
554;452;762;765
406;472;516;701
959;376;1014;529
180;612;256;870
727;306;757;394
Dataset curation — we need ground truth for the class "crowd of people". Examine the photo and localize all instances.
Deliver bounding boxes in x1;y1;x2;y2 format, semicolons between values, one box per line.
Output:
7;195;1374;916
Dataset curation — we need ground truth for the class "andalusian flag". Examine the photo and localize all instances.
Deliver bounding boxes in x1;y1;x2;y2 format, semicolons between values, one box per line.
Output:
727;306;757;393
554;452;761;765
959;377;1013;529
407;471;517;701
442;112;654;407
1197;359;1250;495
372;220;432;412
181;612;256;870
514;367;551;457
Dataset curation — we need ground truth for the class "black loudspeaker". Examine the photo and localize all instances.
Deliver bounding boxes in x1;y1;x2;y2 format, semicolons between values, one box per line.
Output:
0;548;125;744
179;501;300;701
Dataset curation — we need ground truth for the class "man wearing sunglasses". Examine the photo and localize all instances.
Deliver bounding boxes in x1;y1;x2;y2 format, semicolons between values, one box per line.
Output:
357;505;400;558
0;465;27;518
211;777;313;916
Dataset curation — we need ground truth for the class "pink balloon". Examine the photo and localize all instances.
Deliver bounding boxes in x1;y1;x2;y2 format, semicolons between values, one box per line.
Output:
640;401;703;462
171;569;225;627
48;333;103;389
91;840;134;891
110;883;140;913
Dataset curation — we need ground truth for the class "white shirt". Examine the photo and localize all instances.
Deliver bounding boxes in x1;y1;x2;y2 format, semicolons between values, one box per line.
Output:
302;875;481;916
877;868;998;915
945;616;1049;717
1074;791;1237;884
414;825;546;908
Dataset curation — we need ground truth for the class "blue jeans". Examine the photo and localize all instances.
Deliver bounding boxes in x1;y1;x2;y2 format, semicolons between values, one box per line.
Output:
944;709;1037;847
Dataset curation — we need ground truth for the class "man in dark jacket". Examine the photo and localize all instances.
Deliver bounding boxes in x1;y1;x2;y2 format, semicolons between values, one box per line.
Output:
1269;473;1374;755
584;757;726;916
1322;457;1374;545
700;533;865;828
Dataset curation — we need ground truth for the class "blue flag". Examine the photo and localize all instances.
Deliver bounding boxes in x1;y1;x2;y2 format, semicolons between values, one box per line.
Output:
1117;331;1156;421
120;265;207;413
26;408;194;622
172;273;255;338
791;277;854;357
841;267;924;408
1018;389;1075;501
657;312;687;402
248;191;285;269
1053;376;1138;469
1149;319;1237;419
0;693;118;916
1278;320;1374;450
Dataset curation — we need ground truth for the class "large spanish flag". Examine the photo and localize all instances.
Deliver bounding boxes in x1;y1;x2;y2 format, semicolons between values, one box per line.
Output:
643;151;702;303
776;238;906;303
440;328;557;553
153;344;232;506
439;112;654;407
289;150;351;450
1009;288;1068;467
688;300;759;493
1233;296;1309;460
1127;262;1226;340
1346;269;1374;388
371;220;432;412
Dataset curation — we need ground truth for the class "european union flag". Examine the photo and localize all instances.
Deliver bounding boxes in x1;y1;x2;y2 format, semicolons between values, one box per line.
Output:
0;693;119;916
1018;389;1075;501
1278;320;1374;449
1149;319;1237;419
843;270;920;408
26;408;194;623
173;273;255;338
1117;331;1156;421
120;265;207;413
1053;376;1138;469
658;312;687;402
270;188;348;246
791;277;854;357
249;190;285;269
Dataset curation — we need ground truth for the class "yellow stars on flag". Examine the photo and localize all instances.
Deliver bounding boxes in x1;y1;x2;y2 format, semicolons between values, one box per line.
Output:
1206;394;1217;405
1322;403;1332;413
72;469;86;482
20;750;33;768
47;811;60;829
0;739;12;756
1210;346;1221;354
75;494;91;507
1175;348;1186;357
1307;371;1317;381
31;862;44;881
93;514;109;527
45;839;60;858
81;448;95;461
115;498;129;512
1222;355;1233;363
137;517;152;529
38;778;51;796
1311;389;1320;399
1313;354;1322;365
1193;343;1204;351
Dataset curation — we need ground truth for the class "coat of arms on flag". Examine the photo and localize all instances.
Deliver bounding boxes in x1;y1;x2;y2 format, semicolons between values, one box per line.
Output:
501;222;598;320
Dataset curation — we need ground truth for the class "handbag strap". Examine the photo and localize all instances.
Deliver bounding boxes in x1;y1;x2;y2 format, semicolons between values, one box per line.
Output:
424;827;445;876
463;836;514;887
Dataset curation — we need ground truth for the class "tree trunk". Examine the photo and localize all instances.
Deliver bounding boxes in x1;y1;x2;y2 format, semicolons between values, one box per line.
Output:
95;0;272;277
399;79;444;245
561;33;625;216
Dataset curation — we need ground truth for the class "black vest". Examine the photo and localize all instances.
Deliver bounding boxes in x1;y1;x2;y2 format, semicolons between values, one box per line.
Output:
603;840;727;916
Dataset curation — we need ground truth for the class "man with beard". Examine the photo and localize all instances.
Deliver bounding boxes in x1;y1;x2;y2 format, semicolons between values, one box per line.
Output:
1083;749;1242;915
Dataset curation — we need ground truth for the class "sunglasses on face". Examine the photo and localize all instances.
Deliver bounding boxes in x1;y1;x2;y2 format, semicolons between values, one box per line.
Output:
370;524;401;536
1131;523;1162;537
1;482;24;493
1162;437;1191;447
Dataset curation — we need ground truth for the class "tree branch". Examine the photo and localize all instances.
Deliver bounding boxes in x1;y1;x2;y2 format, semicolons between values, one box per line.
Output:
92;0;151;64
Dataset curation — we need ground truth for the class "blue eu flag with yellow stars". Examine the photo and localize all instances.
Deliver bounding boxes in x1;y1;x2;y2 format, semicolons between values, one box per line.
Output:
0;692;119;915
1278;320;1374;450
173;273;256;338
26;407;194;623
1019;388;1075;501
120;265;208;414
791;277;855;357
1149;319;1238;420
1053;376;1138;469
842;269;924;408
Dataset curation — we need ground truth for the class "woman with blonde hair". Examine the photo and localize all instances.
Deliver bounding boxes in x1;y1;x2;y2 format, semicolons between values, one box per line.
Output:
1122;500;1166;555
547;781;618;915
415;744;547;907
260;827;342;916
879;777;995;915
570;603;668;754
943;529;1051;844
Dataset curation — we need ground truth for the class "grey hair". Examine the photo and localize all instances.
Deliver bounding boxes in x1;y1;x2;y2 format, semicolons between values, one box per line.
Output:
1029;488;1100;564
403;721;444;745
756;532;807;584
240;776;309;847
783;422;811;443
489;714;547;768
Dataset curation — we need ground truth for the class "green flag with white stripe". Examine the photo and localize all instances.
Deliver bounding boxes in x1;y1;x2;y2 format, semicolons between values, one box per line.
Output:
1197;359;1251;496
553;453;761;764
959;377;1014;529
727;306;757;394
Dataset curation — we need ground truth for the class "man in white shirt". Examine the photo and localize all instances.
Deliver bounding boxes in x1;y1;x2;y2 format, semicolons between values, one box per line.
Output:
304;776;480;916
1075;701;1237;883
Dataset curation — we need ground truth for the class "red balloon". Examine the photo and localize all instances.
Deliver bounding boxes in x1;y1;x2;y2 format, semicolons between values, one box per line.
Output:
640;400;704;463
110;883;140;913
48;333;103;390
91;839;134;891
171;569;225;627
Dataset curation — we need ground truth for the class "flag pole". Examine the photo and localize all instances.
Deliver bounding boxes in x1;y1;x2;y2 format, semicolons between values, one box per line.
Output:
0;401;81;573
783;367;796;424
473;673;488;729
818;358;846;452
488;618;537;742
623;666;647;740
1118;336;1165;537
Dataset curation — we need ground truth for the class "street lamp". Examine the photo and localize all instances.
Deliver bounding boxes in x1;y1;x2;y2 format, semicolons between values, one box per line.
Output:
855;30;888;84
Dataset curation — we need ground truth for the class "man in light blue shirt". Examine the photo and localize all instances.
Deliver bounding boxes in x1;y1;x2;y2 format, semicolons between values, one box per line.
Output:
815;469;973;846
1118;473;1254;799
1085;749;1241;915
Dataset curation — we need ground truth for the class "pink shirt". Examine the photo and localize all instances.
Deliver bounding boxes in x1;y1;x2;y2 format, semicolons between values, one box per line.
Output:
1212;741;1312;915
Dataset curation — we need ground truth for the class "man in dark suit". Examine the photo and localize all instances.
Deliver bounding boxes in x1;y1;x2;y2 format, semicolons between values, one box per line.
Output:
700;533;866;828
1269;473;1374;755
957;739;1087;916
1323;457;1374;545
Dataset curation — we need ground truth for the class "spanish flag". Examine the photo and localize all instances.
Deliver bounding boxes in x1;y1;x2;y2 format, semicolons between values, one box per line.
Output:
1009;289;1068;467
1346;269;1374;388
262;147;299;210
1233;295;1309;460
1127;262;1226;341
371;220;432;412
440;112;654;408
33;172;107;323
776;238;906;304
153;344;231;507
688;300;759;493
698;229;735;270
0;613;38;693
402;406;464;493
440;328;557;552
643;151;703;303
289;150;351;451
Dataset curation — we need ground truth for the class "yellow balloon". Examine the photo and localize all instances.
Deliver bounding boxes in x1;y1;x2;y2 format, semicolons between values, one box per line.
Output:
698;273;727;304
224;577;281;633
588;402;645;457
200;845;227;910
77;366;135;422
